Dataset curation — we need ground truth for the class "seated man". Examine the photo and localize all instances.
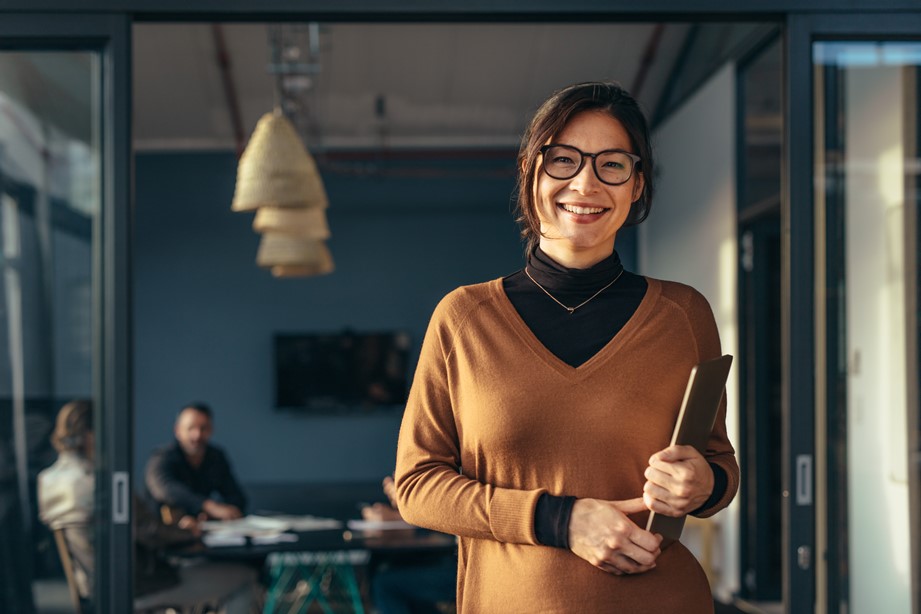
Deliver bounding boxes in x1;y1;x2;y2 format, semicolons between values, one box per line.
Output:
145;403;246;521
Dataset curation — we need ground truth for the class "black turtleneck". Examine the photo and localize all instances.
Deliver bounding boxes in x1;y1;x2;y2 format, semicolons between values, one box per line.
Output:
502;247;727;549
502;247;646;367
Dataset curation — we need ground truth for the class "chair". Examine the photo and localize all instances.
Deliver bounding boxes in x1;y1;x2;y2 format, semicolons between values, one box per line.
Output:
53;528;90;614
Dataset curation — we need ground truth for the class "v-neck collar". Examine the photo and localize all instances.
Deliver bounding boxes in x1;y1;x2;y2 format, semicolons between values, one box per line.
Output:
490;276;661;380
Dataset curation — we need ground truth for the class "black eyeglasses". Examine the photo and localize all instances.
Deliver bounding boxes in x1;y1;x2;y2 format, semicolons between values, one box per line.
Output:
539;144;641;186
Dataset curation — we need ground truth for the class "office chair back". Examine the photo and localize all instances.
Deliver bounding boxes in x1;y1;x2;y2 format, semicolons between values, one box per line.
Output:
53;528;86;614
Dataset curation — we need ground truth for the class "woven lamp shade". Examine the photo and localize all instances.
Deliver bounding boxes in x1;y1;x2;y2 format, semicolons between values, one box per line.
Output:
256;234;334;277
231;111;329;212
252;206;331;239
270;262;333;278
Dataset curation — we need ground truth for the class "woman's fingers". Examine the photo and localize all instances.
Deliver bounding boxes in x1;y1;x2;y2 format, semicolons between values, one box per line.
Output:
613;497;647;515
569;498;662;576
645;444;714;515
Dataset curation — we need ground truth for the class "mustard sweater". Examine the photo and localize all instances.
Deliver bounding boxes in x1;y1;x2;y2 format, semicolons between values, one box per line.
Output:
395;277;739;613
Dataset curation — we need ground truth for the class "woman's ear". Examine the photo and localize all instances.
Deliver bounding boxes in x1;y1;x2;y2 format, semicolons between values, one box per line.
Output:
632;172;646;204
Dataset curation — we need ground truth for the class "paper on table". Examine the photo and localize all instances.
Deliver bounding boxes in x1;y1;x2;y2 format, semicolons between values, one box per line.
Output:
268;515;343;532
202;530;299;547
201;514;342;535
252;533;299;545
202;533;246;547
201;515;288;534
347;519;414;531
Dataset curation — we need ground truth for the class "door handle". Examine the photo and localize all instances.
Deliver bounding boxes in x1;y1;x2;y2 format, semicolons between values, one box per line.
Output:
112;471;129;524
796;454;812;505
797;545;811;570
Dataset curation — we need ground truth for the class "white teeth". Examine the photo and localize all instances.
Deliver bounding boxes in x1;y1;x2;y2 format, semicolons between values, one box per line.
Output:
561;204;605;215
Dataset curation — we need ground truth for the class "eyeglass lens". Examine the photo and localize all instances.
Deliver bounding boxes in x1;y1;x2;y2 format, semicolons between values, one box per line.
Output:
542;145;636;185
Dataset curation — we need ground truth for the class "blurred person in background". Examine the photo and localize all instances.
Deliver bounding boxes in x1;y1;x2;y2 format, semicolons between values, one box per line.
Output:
37;399;94;610
145;402;247;522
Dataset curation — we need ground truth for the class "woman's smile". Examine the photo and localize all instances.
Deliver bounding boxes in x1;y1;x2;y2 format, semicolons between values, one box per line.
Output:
557;202;610;219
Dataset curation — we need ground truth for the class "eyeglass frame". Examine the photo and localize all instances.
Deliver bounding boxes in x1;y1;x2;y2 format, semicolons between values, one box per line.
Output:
538;144;642;186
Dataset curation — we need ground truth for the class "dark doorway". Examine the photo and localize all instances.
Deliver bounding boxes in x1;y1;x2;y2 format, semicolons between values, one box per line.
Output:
737;37;783;607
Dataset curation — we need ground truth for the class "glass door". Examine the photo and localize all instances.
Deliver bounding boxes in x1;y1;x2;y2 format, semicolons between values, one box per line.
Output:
814;40;920;614
0;15;132;614
0;49;99;614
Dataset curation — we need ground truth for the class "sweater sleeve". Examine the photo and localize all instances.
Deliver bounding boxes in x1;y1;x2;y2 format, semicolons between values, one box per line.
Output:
394;292;545;545
684;289;740;518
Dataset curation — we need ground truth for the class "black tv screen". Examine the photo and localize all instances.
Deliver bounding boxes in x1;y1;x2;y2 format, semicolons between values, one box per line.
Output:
275;331;412;410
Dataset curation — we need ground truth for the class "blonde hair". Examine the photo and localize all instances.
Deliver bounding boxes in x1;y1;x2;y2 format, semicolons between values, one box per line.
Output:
51;399;93;453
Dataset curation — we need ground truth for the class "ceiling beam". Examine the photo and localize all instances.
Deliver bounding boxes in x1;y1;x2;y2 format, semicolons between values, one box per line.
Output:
0;0;918;19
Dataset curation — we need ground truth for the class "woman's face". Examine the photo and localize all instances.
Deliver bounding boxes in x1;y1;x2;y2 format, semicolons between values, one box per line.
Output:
533;110;644;268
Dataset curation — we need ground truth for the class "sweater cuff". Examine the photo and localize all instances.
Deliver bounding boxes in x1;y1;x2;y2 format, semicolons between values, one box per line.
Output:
534;494;577;549
691;463;727;516
488;487;546;545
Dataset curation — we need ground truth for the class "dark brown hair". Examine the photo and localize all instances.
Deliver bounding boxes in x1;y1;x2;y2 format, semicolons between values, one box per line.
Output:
52;399;93;453
515;81;655;252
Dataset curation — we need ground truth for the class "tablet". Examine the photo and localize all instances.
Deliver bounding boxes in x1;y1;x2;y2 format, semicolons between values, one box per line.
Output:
645;354;733;543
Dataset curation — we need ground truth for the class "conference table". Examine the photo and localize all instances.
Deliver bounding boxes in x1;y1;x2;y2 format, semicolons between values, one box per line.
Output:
173;518;457;614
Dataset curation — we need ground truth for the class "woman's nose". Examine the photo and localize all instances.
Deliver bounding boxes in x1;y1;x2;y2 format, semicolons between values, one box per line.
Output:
568;160;600;193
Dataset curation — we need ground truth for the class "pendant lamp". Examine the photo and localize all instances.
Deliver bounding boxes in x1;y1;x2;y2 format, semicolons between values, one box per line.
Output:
255;234;334;277
232;109;334;278
232;110;328;211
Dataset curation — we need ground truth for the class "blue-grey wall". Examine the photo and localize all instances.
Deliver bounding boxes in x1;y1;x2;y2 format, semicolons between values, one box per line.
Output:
133;151;638;486
133;151;524;484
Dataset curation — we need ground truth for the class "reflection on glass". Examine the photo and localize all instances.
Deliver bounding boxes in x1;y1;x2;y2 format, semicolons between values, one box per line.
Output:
815;41;919;614
0;51;98;613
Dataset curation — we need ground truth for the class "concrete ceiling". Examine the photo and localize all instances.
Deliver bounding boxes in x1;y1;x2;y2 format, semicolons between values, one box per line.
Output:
133;22;693;152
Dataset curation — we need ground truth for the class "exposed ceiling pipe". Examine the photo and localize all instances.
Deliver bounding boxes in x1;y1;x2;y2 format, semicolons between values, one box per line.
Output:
211;24;246;158
631;24;666;99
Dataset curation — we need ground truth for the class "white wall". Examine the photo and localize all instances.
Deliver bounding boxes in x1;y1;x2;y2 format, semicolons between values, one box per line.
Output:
639;63;739;601
844;65;912;614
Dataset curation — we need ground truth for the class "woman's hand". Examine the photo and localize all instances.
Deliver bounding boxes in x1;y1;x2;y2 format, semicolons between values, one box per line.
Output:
643;445;714;516
568;497;662;576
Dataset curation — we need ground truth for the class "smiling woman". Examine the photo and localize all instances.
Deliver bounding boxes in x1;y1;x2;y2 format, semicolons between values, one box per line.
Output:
394;81;738;613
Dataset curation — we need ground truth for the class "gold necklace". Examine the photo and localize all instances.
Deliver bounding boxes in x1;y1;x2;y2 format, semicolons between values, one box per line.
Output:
524;267;624;315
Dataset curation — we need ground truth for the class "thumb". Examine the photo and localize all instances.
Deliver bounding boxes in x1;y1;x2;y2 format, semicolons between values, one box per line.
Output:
613;497;648;514
652;444;697;464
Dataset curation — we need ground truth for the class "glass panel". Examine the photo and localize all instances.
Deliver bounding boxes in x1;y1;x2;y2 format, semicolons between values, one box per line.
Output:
815;41;919;614
0;51;99;613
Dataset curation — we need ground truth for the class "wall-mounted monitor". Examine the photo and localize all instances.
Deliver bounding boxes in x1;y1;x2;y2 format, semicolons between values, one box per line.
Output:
274;331;411;411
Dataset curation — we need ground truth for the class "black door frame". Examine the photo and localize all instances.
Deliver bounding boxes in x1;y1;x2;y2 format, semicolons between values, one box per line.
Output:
0;14;133;614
